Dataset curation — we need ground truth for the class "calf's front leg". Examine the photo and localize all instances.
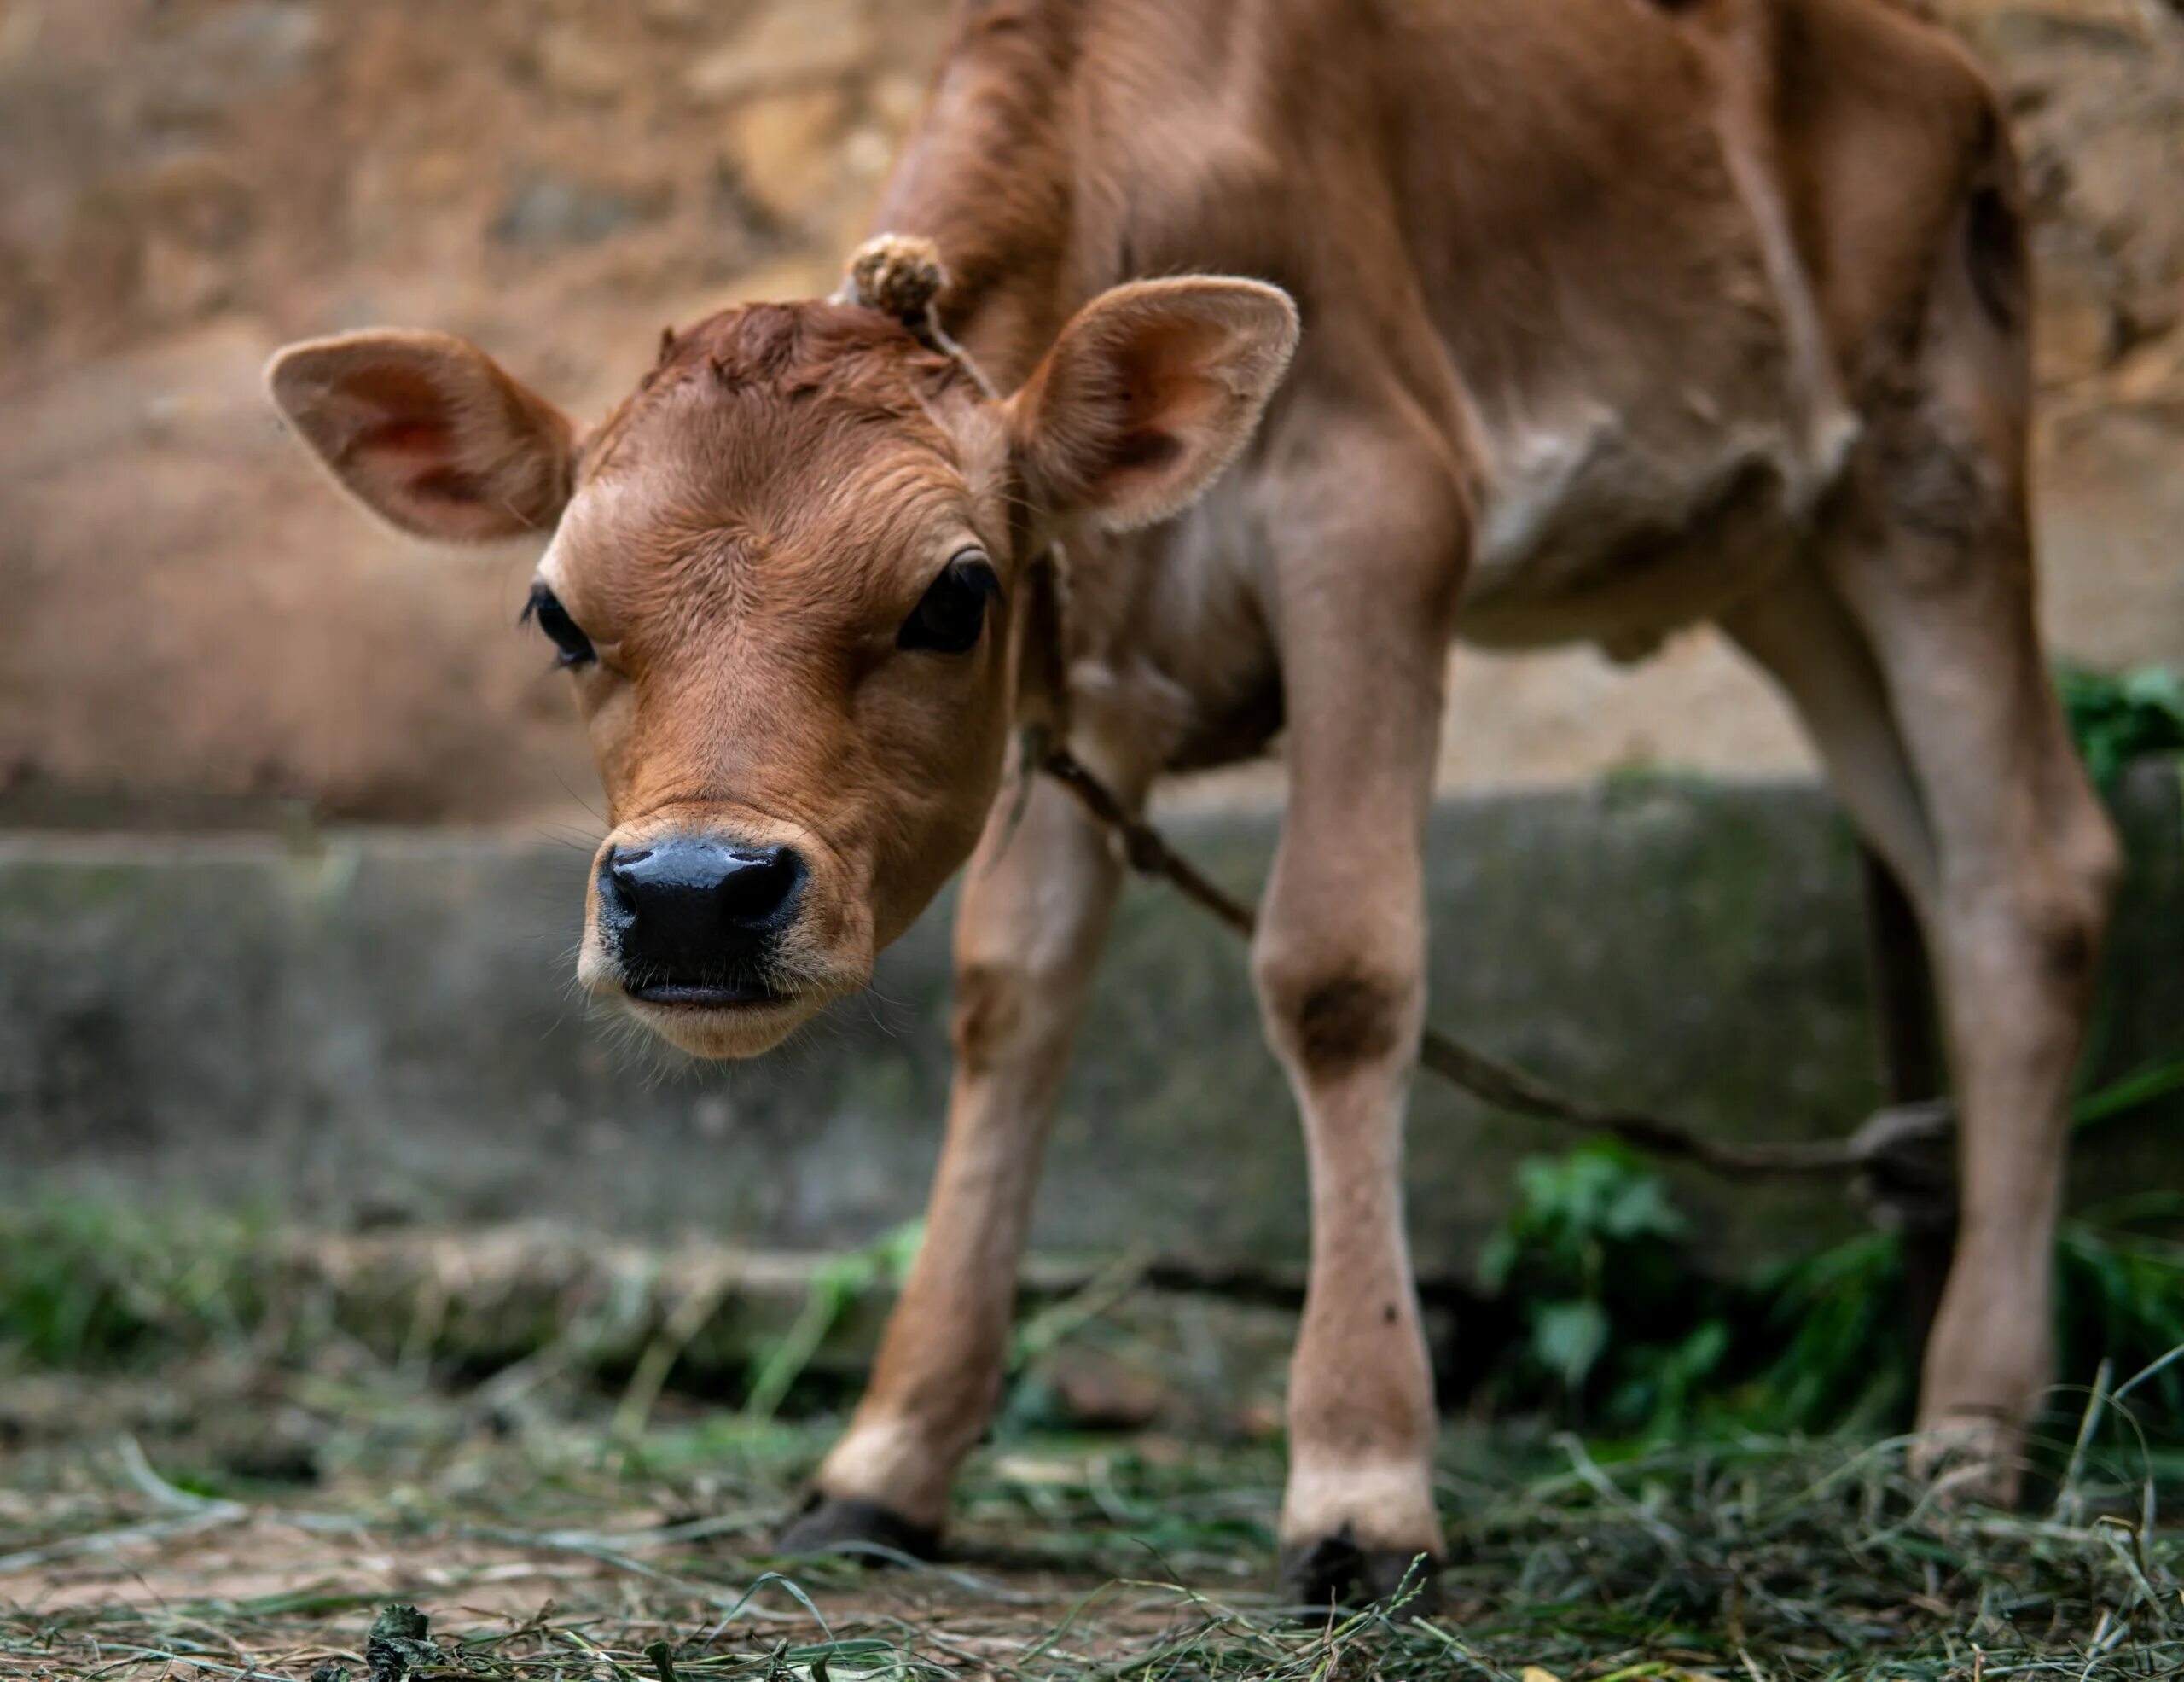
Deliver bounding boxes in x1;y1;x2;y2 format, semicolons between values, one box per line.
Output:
781;765;1126;1552
1254;422;1468;1608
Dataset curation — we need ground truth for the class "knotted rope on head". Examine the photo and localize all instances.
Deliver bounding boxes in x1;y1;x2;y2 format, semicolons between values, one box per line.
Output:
834;234;998;397
838;234;945;327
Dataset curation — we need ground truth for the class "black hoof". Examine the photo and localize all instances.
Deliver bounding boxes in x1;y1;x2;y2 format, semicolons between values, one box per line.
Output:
1278;1528;1440;1619
775;1493;940;1561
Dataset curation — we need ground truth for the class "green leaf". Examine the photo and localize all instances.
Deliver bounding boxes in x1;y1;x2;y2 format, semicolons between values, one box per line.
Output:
2074;1055;2184;1131
1532;1299;1611;1391
2057;661;2184;783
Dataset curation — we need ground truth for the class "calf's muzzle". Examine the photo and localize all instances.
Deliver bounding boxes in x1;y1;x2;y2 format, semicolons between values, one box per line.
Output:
595;838;806;1001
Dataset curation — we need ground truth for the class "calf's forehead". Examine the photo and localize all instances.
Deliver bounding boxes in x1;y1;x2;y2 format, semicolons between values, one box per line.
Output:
549;366;1009;616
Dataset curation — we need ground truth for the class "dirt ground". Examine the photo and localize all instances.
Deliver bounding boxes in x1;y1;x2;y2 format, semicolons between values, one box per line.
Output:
3;1349;2178;1681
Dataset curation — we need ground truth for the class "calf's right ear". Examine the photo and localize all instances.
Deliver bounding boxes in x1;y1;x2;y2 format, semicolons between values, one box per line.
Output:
264;330;582;544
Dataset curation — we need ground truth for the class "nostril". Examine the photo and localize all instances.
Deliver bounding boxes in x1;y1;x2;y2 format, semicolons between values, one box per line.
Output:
596;853;636;921
717;846;802;927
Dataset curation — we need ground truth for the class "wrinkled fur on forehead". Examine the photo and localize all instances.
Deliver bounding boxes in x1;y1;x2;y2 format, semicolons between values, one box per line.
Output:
581;300;982;487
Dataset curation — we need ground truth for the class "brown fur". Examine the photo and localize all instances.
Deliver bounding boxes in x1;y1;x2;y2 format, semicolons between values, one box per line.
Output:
267;0;2117;1592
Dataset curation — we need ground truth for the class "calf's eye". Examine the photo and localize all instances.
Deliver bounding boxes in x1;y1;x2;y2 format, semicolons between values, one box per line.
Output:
521;582;595;667
897;550;1002;655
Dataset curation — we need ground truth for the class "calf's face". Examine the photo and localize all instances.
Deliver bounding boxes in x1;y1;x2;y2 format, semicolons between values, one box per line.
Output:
266;279;1296;1056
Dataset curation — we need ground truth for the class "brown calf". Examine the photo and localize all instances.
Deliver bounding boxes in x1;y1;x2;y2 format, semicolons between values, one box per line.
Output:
268;0;2117;1606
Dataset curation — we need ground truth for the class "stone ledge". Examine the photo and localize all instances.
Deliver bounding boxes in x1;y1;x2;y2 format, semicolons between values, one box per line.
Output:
3;769;2177;1273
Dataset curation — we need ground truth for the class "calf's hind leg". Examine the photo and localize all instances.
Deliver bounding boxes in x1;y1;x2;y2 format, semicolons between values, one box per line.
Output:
1826;498;2117;1499
1824;218;2114;1496
781;765;1128;1552
1733;429;2115;1500
1735;124;2119;1493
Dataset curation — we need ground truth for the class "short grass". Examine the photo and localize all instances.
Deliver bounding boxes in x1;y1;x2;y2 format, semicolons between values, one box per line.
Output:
3;1345;2178;1681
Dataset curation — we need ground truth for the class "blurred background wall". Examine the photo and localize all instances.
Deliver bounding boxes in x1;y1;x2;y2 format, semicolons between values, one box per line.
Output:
1;0;2179;826
1;0;2180;1287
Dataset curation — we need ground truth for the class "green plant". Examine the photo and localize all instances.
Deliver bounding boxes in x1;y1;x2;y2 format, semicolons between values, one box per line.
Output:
1745;1230;1909;1434
0;1201;264;1367
1476;1141;2184;1446
740;1219;924;1425
2074;1055;2184;1134
2057;1205;2184;1424
1750;1213;2184;1444
1475;1140;1733;1430
2057;663;2184;784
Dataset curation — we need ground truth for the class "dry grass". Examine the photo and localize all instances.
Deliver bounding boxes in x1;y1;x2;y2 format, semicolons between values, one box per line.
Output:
2;1347;2177;1682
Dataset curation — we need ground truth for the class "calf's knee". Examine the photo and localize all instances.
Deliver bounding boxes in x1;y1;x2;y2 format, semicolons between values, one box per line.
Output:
1954;857;2111;1005
2063;804;2123;939
950;961;1023;1074
1252;940;1423;1084
951;934;1117;1077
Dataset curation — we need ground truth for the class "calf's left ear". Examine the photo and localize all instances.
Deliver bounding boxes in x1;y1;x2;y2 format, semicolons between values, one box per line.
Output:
1006;278;1299;531
265;329;582;544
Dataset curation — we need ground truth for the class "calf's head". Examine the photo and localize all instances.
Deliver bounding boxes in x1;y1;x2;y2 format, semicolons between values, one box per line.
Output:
266;264;1296;1056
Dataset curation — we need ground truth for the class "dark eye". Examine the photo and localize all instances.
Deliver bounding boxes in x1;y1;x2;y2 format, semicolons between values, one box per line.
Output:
521;582;595;667
897;550;1002;655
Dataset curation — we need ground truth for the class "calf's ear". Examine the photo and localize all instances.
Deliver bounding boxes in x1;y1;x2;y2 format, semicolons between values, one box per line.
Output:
264;329;581;543
1005;277;1299;531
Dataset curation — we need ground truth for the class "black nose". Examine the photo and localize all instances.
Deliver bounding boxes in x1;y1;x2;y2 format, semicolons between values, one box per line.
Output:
596;838;804;997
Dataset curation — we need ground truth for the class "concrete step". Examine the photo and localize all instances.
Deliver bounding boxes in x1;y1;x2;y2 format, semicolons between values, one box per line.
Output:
3;769;2178;1274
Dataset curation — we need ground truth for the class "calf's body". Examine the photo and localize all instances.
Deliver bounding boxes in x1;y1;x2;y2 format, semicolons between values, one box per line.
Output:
268;0;2118;1606
800;0;2115;1595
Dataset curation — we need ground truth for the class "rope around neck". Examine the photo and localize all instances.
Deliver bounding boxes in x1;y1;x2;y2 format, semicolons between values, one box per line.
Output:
1036;736;1956;1194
